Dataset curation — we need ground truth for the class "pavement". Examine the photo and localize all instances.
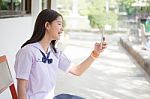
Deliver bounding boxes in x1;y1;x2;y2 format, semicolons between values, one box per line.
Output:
55;33;150;99
120;36;150;77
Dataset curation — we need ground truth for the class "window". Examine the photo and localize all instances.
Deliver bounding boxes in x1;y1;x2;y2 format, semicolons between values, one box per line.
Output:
42;0;51;10
0;0;31;18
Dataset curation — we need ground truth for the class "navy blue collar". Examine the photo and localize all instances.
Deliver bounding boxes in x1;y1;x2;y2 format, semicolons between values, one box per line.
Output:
30;42;53;64
39;50;53;64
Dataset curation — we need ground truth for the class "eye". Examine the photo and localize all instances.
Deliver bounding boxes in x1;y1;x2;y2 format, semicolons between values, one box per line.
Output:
58;23;63;27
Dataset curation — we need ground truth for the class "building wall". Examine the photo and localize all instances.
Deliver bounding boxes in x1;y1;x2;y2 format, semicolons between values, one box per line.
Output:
0;16;33;98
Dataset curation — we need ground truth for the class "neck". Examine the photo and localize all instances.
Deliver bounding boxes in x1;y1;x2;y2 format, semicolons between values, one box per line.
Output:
39;33;52;53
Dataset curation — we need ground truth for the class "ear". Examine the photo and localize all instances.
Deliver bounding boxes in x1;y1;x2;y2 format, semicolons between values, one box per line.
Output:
45;21;50;30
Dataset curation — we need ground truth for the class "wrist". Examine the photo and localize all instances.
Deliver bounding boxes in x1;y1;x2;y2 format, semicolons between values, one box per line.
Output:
90;51;100;59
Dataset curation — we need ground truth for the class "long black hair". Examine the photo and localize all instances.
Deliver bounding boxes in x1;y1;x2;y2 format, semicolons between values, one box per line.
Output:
21;9;62;53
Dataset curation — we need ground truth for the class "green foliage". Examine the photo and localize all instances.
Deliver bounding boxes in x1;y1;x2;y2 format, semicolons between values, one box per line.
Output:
117;0;150;16
78;0;91;16
107;11;118;28
57;0;118;29
0;2;9;10
88;14;105;28
87;0;106;28
0;0;1;5
126;7;136;15
86;0;118;29
116;0;135;15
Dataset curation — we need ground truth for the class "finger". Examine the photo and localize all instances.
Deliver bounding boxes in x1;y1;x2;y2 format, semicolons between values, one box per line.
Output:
95;42;101;46
100;49;104;52
102;43;107;48
102;46;107;49
102;43;107;47
102;42;107;45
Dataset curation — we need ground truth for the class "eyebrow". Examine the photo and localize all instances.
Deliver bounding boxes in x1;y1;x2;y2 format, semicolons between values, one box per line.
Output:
56;21;62;23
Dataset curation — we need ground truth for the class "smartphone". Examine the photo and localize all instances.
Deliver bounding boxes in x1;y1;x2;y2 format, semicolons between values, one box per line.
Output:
101;28;105;44
97;24;105;44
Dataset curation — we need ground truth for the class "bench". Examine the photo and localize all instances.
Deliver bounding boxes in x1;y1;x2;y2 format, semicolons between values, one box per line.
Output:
0;55;17;99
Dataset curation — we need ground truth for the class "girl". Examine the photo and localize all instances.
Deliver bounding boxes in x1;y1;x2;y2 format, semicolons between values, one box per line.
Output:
14;9;107;99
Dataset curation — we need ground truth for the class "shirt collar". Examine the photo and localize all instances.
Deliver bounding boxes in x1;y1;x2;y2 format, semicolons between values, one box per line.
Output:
30;42;51;54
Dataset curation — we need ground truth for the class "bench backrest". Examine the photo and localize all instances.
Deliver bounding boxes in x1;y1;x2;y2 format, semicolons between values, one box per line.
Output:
0;55;17;99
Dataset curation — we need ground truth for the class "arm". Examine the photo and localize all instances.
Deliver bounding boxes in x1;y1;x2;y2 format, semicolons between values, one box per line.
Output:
69;42;107;76
17;79;28;99
69;55;94;76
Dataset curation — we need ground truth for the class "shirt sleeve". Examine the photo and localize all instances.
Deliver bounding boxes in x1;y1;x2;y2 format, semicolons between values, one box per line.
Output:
14;47;33;80
58;51;71;72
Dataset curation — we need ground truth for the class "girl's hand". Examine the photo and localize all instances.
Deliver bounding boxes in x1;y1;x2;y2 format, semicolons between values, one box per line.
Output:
93;42;107;54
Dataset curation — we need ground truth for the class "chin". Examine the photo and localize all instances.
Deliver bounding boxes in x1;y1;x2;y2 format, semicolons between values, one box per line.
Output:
57;35;61;39
56;37;60;40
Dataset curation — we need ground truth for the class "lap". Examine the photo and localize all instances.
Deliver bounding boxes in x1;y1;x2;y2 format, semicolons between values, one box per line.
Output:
54;94;85;99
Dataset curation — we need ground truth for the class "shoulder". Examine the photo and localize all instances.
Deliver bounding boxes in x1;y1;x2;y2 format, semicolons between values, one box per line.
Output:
56;48;63;55
16;44;36;57
52;48;63;58
55;48;69;60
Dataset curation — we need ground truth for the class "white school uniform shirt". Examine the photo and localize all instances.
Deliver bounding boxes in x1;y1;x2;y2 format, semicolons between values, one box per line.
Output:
14;42;71;99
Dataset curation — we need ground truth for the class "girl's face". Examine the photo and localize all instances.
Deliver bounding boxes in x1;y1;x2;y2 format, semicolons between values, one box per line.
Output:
46;16;63;40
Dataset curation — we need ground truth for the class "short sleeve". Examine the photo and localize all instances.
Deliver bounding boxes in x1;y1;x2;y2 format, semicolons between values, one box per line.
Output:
58;51;71;72
14;47;33;80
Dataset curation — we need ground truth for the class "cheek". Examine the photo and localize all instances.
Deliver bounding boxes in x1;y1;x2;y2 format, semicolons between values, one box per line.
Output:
51;27;59;36
52;24;59;30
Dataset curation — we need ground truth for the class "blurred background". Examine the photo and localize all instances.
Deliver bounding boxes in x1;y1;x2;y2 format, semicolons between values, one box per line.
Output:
1;0;150;99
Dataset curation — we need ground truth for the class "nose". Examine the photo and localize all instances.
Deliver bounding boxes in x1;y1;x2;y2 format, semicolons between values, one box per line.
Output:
60;26;63;31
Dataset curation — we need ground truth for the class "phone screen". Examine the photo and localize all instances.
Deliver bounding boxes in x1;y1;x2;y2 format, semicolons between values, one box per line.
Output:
101;28;104;43
97;25;105;44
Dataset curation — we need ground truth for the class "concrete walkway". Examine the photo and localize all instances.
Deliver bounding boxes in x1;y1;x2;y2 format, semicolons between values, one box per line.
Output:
55;33;150;99
120;36;150;77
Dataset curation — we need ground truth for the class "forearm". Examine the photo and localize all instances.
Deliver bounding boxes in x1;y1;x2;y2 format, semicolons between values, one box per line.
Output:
18;88;27;99
69;42;107;76
69;55;95;76
17;79;27;99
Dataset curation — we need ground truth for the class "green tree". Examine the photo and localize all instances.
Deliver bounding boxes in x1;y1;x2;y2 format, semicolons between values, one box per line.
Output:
87;0;118;29
78;0;90;16
0;0;2;10
116;0;135;15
